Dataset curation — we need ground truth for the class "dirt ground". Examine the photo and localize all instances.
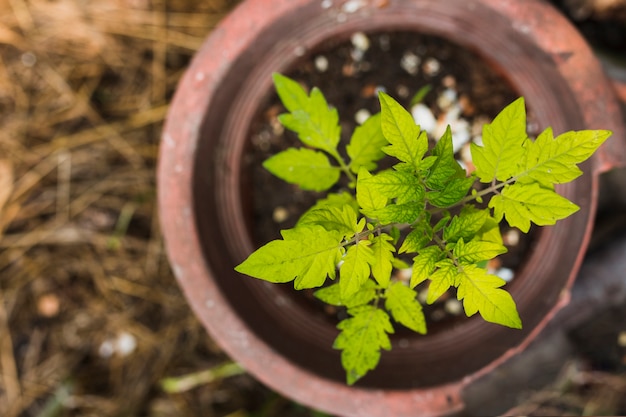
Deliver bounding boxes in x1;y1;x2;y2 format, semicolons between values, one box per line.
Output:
0;1;625;417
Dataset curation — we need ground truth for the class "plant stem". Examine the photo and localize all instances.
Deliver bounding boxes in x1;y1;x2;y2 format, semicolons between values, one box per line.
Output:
329;150;357;185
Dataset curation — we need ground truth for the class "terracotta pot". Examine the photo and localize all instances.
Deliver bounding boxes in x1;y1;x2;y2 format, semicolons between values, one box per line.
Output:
158;0;626;416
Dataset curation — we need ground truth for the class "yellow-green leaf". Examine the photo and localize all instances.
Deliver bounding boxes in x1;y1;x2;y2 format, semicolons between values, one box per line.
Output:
334;305;394;385
385;282;426;334
263;148;340;191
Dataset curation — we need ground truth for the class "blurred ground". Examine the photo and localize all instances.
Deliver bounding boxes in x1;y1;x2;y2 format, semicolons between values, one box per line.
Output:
0;1;625;417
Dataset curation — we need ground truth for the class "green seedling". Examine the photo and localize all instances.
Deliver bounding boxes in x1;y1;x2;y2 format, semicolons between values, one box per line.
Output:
236;73;611;385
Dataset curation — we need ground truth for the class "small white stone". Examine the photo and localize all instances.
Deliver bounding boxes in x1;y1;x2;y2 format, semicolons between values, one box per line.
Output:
355;109;371;125
444;299;463;315
503;229;520;246
423;57;441;76
496;267;515;282
618;331;626;347
437;88;458;110
411;103;437;134
272;206;289;223
452;126;471;153
400;51;421;76
314;55;329;72
351;32;370;51
321;0;332;9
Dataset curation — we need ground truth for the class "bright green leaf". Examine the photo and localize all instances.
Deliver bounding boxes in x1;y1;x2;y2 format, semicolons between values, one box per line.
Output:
399;223;432;254
340;240;375;299
334;305;394;385
443;205;489;243
360;169;425;204
314;281;377;308
385;282;426;334
489;182;579;232
516;128;612;185
298;205;362;238
426;126;466;190
347;113;388;173
411;245;443;288
356;168;387;213
471;97;528;182
263;148;340;191
366;202;423;224
272;73;309;112
455;264;522;328
453;238;507;264
427;176;475;208
370;234;395;287
235;225;343;290
379;92;427;170
426;259;456;304
277;84;341;154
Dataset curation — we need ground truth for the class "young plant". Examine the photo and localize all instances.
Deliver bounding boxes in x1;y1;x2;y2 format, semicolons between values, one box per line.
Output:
236;73;611;385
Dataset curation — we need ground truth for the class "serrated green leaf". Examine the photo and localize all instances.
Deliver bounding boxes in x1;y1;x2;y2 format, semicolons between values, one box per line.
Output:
475;217;504;245
379;92;427;170
356;168;388;213
235;225;342;289
443;205;489;243
365;202;423;224
427;176;475;208
411;246;443;288
334;305;394;385
426;259;456;303
385;282;426;334
263;148;340;191
272;73;309;112
314;281;377;308
489;182;579;233
298;205;362;238
399;223;432;254
347;113;387;173
360;169;425;204
455;264;522;328
370;234;395;287
301;191;360;220
516;128;612;185
340;240;375;299
453;238;507;264
432;214;450;233
278;86;341;155
426;126;466;190
471;97;528;182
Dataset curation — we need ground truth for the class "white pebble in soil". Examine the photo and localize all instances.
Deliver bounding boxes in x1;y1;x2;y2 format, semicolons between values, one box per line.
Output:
314;55;329;72
273;206;289;223
444;298;463;316
400;51;420;76
411;103;437;135
503;229;520;246
436;88;458;111
422;57;441;76
355;108;371;125
351;32;370;52
496;267;515;282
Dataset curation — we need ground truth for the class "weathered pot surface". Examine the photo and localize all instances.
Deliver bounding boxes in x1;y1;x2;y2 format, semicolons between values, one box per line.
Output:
158;0;626;416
